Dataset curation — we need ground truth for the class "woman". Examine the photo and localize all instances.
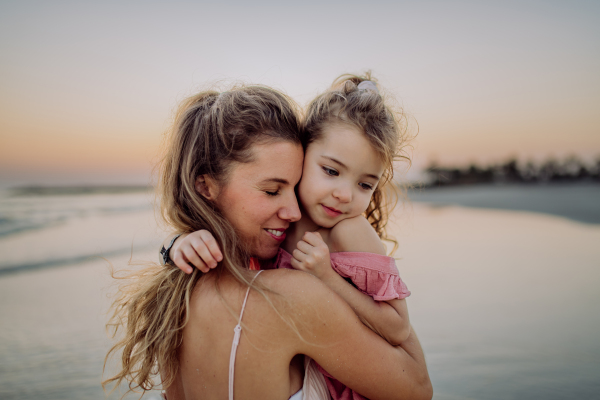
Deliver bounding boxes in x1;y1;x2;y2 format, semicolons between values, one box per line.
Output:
103;84;432;400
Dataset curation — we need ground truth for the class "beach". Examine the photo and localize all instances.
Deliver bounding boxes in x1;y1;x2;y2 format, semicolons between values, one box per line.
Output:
0;185;599;399
391;203;600;399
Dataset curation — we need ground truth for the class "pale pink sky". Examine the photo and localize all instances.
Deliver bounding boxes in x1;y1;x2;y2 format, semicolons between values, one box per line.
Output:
1;1;598;187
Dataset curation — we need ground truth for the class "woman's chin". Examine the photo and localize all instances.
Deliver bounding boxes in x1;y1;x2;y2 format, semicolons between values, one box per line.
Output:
252;242;281;260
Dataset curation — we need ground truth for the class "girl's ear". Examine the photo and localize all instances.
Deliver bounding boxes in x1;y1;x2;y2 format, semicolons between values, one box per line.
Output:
195;175;219;200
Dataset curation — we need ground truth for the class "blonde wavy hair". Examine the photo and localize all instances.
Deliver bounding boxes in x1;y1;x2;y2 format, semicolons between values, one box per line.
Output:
102;85;302;396
304;72;410;252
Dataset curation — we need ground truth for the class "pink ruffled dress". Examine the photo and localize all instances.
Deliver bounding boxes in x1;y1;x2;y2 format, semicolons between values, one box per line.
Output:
274;249;411;400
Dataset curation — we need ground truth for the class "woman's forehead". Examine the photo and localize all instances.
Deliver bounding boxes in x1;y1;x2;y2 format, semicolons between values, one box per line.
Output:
230;141;303;184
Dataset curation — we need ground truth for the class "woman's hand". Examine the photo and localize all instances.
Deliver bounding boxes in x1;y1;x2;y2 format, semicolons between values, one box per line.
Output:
169;230;223;274
290;232;334;280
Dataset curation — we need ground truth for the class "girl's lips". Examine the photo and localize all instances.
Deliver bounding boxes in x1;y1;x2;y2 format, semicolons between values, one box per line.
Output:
321;204;342;217
265;228;286;242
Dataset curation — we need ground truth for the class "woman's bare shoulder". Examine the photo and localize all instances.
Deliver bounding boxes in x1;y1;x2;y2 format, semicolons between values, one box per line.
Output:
259;268;340;304
257;268;358;326
189;268;343;321
328;216;386;255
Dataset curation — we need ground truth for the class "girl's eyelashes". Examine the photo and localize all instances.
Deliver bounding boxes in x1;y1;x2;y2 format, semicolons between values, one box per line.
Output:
321;165;375;190
320;164;376;190
322;166;339;176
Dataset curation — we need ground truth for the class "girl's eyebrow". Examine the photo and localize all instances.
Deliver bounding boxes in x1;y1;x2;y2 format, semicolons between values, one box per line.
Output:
322;155;347;169
322;155;381;180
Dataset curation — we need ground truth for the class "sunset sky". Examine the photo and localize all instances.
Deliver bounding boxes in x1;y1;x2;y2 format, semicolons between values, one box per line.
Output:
0;0;598;187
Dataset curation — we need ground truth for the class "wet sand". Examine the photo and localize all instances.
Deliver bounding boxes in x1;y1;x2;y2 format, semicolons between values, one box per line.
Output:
0;204;599;399
392;204;600;399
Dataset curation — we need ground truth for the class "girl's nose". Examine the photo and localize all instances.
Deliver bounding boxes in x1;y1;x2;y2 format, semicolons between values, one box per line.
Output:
333;184;352;203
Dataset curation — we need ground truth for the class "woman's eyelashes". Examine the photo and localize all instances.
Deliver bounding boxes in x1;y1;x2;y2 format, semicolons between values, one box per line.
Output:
264;189;280;196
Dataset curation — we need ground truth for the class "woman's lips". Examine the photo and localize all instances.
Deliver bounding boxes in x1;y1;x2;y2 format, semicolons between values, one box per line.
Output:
321;204;342;217
265;228;286;242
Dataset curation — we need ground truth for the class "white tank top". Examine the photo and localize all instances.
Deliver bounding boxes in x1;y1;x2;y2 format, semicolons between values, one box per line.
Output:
228;270;330;400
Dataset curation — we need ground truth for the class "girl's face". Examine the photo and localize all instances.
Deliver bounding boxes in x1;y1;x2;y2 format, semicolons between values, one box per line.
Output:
298;123;385;228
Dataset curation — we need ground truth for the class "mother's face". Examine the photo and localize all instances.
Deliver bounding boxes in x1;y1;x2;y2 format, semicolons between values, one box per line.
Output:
201;140;303;260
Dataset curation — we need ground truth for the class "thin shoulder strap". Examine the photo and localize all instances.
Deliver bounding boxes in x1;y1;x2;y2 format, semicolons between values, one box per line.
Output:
229;270;263;400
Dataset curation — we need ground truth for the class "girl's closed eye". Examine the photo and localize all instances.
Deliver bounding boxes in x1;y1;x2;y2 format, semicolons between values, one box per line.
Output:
322;166;339;176
359;183;374;191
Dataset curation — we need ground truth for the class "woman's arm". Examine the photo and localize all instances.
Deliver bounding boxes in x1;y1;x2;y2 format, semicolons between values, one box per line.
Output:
292;217;411;346
320;270;411;345
173;223;411;345
276;270;431;400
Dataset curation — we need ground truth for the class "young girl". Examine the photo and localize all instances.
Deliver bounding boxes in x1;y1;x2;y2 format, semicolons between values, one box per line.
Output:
166;74;412;400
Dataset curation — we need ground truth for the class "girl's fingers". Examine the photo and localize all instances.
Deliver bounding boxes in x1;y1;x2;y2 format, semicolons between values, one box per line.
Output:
295;240;314;255
172;252;193;274
199;230;223;262
302;231;324;247
289;257;303;271
189;236;218;268
182;246;210;273
292;248;308;263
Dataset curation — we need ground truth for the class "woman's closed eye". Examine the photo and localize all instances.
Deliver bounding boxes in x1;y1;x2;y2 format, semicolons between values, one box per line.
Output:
265;190;280;196
322;166;339;176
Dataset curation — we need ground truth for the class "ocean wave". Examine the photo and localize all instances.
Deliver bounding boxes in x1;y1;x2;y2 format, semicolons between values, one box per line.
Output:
0;190;154;238
8;185;152;197
0;245;155;276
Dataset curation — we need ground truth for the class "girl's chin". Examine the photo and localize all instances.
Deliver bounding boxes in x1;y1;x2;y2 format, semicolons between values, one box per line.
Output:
312;216;338;229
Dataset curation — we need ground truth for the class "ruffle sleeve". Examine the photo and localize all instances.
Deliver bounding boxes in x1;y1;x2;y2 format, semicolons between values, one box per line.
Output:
330;252;410;301
276;249;410;301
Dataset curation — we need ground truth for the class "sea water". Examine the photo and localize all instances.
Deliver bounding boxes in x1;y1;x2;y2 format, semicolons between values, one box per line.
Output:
0;188;162;275
0;184;598;399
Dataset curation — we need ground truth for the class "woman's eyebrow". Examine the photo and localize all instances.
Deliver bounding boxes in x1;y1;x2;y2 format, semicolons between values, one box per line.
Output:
322;156;380;180
259;178;290;185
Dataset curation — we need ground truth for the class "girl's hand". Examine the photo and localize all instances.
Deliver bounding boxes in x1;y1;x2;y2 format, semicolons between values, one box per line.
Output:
170;230;223;274
291;232;334;280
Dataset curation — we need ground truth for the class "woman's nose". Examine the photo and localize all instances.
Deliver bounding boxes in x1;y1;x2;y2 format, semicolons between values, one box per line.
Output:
279;192;301;222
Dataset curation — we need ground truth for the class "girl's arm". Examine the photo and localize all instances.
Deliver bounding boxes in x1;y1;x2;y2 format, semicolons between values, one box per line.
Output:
160;231;222;274
291;217;411;346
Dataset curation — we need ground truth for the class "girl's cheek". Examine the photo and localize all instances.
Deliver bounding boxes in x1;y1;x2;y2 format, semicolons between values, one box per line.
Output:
362;194;375;210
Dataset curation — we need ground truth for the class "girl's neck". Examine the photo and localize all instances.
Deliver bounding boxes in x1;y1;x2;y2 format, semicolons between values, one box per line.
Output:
283;208;330;253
